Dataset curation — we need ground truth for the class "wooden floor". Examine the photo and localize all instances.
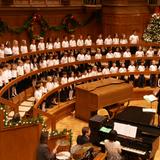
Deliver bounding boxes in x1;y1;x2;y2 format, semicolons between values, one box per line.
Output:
56;99;160;160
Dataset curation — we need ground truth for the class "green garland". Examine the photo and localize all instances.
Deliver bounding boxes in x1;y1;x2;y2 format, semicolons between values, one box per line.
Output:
0;104;46;128
0;11;99;40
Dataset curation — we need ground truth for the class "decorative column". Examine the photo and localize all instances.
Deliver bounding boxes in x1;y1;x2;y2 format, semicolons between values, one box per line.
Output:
102;0;150;37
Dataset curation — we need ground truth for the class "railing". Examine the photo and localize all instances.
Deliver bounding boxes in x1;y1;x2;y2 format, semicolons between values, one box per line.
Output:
83;0;102;5
33;70;160;129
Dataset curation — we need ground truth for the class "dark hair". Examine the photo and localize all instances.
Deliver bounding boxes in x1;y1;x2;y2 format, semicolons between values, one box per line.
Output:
40;132;49;144
108;130;117;142
82;127;89;136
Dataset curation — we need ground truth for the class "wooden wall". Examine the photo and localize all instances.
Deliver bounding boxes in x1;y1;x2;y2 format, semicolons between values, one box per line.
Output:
0;7;102;43
0;124;41;160
102;0;150;37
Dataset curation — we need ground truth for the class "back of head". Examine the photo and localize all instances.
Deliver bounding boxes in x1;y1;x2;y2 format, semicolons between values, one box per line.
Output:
82;127;89;136
40;132;49;144
108;130;117;142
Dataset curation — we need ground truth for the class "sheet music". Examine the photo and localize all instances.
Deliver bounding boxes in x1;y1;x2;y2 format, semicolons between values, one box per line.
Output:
143;94;158;103
113;122;137;138
142;108;156;113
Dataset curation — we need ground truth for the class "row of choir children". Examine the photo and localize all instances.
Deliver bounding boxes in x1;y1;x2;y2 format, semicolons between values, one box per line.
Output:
0;46;160;89
0;31;140;58
34;61;160;110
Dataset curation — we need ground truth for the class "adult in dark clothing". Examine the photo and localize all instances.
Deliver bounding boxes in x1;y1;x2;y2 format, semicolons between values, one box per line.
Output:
77;127;90;145
154;88;160;127
37;132;59;160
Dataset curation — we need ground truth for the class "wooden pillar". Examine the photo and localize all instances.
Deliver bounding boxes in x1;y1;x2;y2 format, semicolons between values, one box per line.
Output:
102;0;150;37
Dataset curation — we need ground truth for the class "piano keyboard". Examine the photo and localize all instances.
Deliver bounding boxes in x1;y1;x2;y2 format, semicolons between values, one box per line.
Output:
100;141;146;156
121;146;146;155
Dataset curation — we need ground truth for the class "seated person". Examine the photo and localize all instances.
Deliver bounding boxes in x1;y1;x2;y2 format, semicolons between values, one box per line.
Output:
77;127;90;145
104;130;122;160
37;132;59;160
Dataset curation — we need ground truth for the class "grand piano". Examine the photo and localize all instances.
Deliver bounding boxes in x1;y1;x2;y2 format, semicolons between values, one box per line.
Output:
89;106;160;160
75;78;133;121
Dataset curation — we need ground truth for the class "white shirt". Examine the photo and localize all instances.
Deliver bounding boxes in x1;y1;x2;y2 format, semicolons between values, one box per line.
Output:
68;77;75;82
104;140;122;160
146;50;154;57
24;63;31;73
34;90;42;101
106;52;114;58
138;65;145;72
30;44;36;52
77;39;84;47
96;38;103;45
12;46;20;55
77;54;85;61
114;52;121;58
95;53;102;59
84;54;91;60
11;69;18;78
119;67;127;73
53;59;59;65
128;65;136;72
62;41;69;48
61;77;68;84
85;39;92;46
46;82;54;91
53;82;59;88
0;75;4;87
104;38;112;45
47;59;54;67
123;51;131;58
4;47;12;55
120;39;128;44
68;56;76;63
69;40;77;47
61;56;68;64
53;42;61;49
0;49;5;58
112;38;119;45
38;42;45;51
102;68;110;75
17;66;24;76
129;34;139;44
110;67;118;73
135;51;144;57
7;69;12;80
149;65;157;71
46;43;53;50
39;60;47;68
2;70;9;84
20;46;28;54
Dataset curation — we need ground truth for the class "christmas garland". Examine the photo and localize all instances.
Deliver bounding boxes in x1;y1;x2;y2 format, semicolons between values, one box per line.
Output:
0;104;45;128
0;11;99;40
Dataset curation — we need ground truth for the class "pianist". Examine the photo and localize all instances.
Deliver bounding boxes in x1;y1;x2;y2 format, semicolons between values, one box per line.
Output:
104;130;122;160
153;88;160;127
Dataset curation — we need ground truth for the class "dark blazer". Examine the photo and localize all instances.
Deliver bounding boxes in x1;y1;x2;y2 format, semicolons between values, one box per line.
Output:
37;144;55;160
77;135;90;145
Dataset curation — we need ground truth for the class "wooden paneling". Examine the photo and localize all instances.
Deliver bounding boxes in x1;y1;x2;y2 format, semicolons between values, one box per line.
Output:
0;7;101;43
0;124;41;160
102;0;150;37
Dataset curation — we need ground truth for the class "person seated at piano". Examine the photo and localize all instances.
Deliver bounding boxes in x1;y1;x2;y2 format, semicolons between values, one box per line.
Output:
104;130;122;160
77;127;90;145
153;88;160;127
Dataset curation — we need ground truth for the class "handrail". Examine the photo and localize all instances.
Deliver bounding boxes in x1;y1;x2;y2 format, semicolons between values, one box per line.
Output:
33;70;160;111
0;55;160;96
0;97;18;112
0;42;160;63
33;70;160;129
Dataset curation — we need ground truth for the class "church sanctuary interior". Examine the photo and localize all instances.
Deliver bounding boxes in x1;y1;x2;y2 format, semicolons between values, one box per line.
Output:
1;0;160;160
